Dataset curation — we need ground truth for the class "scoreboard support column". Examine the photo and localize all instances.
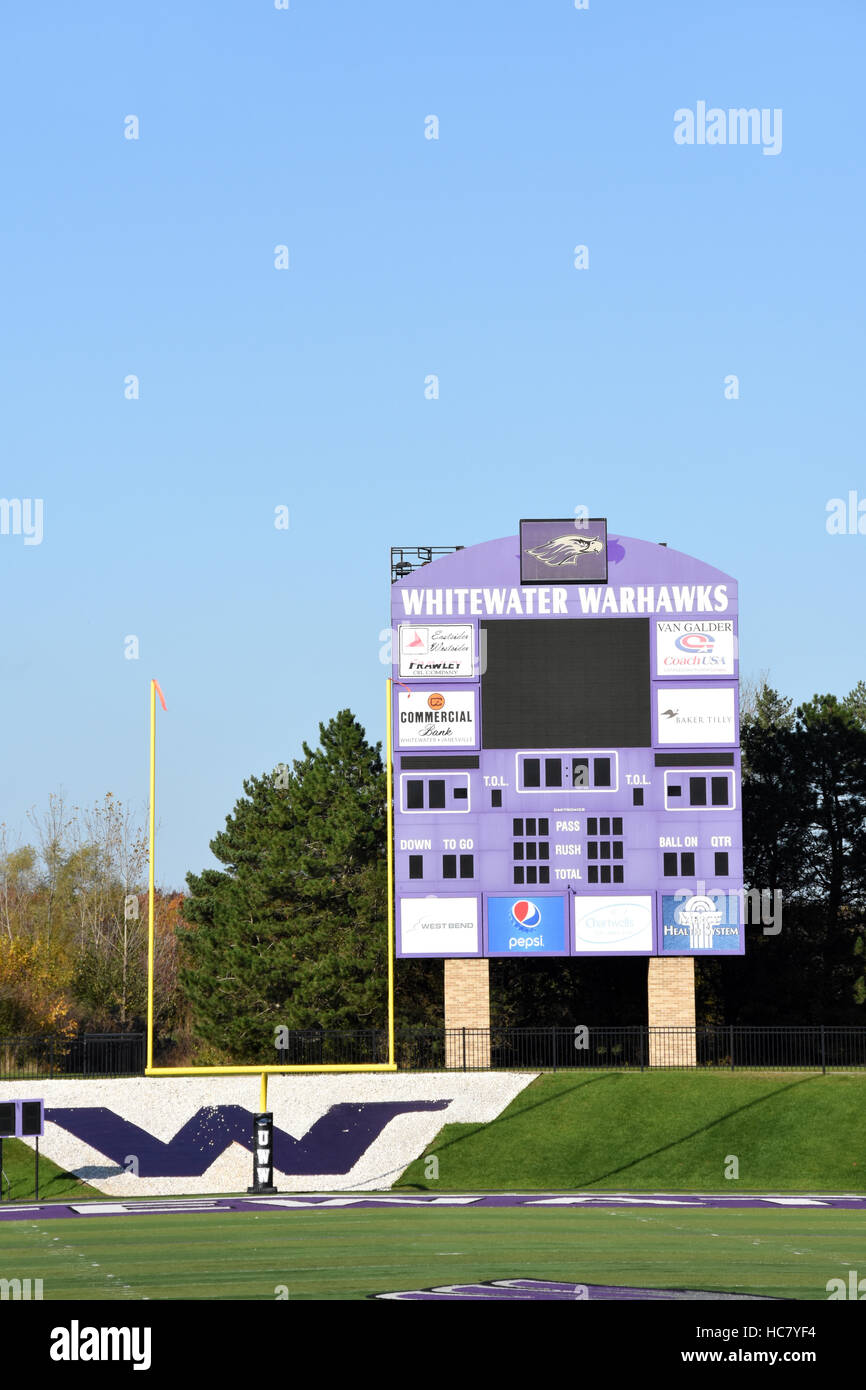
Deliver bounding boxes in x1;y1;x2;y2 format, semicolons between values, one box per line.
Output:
444;959;491;1069
647;958;696;1067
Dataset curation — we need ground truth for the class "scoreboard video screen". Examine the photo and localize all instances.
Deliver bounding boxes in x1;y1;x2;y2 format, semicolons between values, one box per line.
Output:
391;521;743;959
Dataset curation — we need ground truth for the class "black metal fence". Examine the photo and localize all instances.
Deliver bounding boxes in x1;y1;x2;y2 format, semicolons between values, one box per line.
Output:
434;1025;866;1072
0;1033;145;1080
3;1026;866;1077
275;1024;866;1072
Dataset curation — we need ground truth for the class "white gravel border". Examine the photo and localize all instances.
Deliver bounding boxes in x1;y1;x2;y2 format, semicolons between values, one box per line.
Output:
1;1073;538;1195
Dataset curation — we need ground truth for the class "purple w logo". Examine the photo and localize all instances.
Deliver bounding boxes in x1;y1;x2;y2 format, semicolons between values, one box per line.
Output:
47;1101;449;1178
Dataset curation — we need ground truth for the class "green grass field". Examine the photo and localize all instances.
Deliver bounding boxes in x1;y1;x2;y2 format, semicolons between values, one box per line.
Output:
2;1070;864;1301
3;1205;864;1300
397;1072;866;1192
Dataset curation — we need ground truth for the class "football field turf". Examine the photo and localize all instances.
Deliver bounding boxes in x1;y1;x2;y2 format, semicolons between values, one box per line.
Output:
4;1203;864;1300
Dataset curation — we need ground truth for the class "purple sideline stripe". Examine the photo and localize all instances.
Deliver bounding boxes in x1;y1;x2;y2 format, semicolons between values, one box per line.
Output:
1;1192;863;1221
375;1279;779;1301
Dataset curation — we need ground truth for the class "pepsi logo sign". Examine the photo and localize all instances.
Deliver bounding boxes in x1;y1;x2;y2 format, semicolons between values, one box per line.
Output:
511;900;541;928
486;895;567;955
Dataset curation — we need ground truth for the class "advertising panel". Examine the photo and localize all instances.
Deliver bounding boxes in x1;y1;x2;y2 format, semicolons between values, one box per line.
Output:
660;893;743;954
655;686;736;745
398;623;475;680
396;689;478;749
398;896;480;957
655;620;736;677
486;895;568;955
572;895;654;954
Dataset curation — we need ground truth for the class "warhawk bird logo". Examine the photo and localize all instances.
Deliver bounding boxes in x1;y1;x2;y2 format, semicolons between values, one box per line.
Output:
526;534;604;567
660;709;679;719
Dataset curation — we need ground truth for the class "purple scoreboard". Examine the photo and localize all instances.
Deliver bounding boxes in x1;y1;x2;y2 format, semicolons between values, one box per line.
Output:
391;522;743;960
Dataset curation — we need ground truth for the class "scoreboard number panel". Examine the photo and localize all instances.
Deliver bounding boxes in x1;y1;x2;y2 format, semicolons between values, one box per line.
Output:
392;525;743;958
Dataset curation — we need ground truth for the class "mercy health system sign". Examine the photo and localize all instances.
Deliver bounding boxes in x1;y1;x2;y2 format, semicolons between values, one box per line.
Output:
661;894;742;953
391;527;743;958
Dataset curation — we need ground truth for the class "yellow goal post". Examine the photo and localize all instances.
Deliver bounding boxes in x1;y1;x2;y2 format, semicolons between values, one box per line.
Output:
144;677;397;1096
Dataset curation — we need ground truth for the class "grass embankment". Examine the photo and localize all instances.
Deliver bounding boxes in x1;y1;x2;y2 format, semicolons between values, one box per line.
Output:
0;1137;98;1202
396;1072;866;1192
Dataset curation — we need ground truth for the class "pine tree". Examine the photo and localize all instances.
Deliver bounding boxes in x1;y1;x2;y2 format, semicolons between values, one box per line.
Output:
178;710;388;1059
732;688;866;1022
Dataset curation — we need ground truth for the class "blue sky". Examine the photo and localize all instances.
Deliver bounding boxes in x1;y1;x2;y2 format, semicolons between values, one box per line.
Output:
1;1;863;888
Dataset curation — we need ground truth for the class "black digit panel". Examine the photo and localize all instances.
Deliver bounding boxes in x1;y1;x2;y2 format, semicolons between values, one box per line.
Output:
20;1101;42;1135
523;758;541;788
594;757;611;787
689;777;707;806
711;776;729;806
545;758;562;787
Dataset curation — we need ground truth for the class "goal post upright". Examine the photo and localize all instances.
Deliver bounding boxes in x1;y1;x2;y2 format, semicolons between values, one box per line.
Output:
147;677;157;1074
386;675;396;1068
144;676;397;1079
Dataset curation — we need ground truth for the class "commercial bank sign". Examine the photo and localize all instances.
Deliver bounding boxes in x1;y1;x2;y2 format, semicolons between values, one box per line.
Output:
396;689;477;748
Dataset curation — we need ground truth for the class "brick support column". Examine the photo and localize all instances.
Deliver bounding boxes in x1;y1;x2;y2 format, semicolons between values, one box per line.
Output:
444;959;490;1069
647;957;696;1067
